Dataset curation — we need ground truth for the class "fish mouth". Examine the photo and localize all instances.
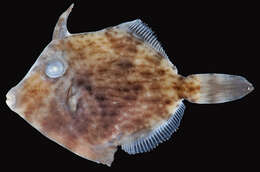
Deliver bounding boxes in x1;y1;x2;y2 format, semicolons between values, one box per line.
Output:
6;88;16;111
247;82;254;93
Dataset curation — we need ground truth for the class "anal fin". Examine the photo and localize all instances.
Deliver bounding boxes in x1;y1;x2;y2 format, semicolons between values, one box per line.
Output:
121;101;185;154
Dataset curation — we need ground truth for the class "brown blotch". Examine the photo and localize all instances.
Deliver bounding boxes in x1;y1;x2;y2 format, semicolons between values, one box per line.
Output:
123;95;137;101
157;69;166;75
72;73;94;96
126;45;138;53
132;84;143;92
150;83;161;90
84;84;92;93
172;85;182;91
86;40;96;47
116;59;134;69
164;99;172;105
188;85;200;93
101;110;119;117
105;30;138;55
144;56;161;66
95;94;106;102
140;71;153;77
116;87;130;92
65;39;84;51
97;68;108;74
173;76;201;99
178;76;185;82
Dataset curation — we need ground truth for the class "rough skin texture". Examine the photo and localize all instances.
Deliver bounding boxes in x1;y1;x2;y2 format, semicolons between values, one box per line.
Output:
5;5;200;166
7;28;200;165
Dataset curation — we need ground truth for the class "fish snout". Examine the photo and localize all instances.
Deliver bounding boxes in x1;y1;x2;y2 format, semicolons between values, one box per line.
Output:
242;78;254;96
6;87;16;111
246;81;254;93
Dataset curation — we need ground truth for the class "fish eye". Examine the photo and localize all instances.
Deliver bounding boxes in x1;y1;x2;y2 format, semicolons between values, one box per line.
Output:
45;60;65;78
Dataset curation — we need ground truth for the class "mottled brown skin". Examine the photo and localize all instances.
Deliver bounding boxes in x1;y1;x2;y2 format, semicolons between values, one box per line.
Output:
6;4;255;166
6;13;200;165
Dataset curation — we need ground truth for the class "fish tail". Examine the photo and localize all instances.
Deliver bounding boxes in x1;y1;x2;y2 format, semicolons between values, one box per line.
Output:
182;74;254;104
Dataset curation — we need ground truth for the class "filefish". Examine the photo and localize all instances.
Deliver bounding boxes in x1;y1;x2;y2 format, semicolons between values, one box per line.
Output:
6;4;254;166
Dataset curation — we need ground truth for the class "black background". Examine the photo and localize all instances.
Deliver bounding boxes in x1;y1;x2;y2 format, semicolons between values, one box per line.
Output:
1;0;258;171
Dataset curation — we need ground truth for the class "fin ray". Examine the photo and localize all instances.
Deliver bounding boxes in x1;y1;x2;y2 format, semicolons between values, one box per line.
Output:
118;19;177;72
121;101;185;154
186;74;254;104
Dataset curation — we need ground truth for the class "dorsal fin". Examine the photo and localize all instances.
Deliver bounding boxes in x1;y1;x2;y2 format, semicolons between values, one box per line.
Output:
121;101;185;154
118;19;177;71
52;4;74;40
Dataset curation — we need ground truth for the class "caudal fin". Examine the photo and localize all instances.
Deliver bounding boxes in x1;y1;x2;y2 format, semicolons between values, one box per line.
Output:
186;74;254;104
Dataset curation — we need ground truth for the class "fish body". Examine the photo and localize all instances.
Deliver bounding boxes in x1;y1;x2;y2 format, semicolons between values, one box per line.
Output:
6;4;253;166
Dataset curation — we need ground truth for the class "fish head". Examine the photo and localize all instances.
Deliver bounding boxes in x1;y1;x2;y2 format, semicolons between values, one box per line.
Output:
6;40;67;113
6;4;118;165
